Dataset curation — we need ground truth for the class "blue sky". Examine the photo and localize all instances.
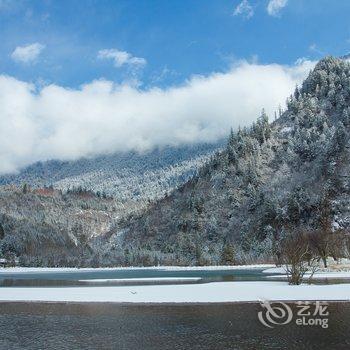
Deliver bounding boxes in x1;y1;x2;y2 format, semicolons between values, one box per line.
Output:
1;0;350;173
1;0;350;88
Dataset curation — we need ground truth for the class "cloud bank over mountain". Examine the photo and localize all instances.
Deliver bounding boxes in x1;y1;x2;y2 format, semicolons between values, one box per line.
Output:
0;59;315;174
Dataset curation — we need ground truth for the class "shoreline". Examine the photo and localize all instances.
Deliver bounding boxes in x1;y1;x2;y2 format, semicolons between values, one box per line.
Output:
0;281;349;303
0;299;350;306
1;264;350;304
0;264;274;273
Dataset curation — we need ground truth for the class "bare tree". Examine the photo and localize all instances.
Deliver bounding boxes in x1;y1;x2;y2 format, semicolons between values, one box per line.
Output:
308;229;330;268
281;231;318;285
308;194;334;268
343;231;350;259
329;230;346;262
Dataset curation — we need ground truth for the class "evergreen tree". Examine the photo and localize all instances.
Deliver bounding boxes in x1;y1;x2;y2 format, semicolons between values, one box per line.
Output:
22;183;28;194
0;223;4;239
220;243;235;265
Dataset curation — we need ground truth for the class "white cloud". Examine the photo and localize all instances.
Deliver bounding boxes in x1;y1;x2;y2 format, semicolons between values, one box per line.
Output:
233;0;254;19
11;43;45;63
98;49;146;69
0;59;316;174
267;0;288;17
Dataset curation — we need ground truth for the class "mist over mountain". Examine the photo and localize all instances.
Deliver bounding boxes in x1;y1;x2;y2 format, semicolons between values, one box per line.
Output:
0;142;221;266
114;56;350;266
1;56;350;267
0;59;314;174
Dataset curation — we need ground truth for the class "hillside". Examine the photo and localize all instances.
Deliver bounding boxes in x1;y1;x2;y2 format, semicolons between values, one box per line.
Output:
0;143;221;266
2;56;350;268
114;57;350;266
0;186;122;266
0;143;221;202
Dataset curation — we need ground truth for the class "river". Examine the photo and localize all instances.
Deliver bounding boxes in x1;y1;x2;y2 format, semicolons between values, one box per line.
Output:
0;302;349;349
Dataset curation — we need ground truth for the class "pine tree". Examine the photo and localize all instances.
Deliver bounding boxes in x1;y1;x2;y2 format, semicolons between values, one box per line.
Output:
22;183;28;194
254;109;271;144
220;243;235;265
0;223;4;239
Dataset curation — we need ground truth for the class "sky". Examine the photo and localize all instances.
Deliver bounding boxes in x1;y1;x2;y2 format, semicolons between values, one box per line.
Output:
1;0;350;174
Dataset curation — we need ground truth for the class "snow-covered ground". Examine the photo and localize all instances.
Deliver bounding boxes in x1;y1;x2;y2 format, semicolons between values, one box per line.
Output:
263;259;350;275
262;260;350;281
265;271;350;280
0;281;349;303
0;263;349;303
0;264;274;274
263;259;350;278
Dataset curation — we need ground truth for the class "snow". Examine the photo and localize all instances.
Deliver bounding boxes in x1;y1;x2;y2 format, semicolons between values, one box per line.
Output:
280;126;293;133
263;266;286;274
155;264;274;271
263;263;350;280
263;260;350;275
266;272;350;280
332;221;341;230
0;264;274;274
0;264;349;303
0;281;349;303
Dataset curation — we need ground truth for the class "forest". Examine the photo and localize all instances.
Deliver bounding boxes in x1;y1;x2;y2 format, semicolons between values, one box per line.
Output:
1;56;350;269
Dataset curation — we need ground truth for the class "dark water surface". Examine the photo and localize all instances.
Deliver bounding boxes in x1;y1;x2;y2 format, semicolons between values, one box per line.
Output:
0;268;277;287
1;268;349;287
0;302;349;350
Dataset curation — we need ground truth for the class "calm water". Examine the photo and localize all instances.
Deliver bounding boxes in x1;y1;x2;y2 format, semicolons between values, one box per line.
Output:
0;302;349;349
0;268;278;287
0;268;349;349
0;267;348;287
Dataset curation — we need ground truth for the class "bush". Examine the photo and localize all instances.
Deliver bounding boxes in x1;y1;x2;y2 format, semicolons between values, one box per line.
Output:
280;231;317;285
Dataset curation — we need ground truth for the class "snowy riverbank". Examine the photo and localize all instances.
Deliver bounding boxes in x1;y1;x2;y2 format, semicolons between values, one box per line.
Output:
262;258;350;279
1;264;349;303
0;281;349;303
265;271;350;280
0;264;274;274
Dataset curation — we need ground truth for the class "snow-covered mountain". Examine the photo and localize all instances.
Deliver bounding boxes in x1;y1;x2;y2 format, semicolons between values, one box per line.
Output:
0;142;222;202
116;56;350;266
2;56;350;268
0;142;222;266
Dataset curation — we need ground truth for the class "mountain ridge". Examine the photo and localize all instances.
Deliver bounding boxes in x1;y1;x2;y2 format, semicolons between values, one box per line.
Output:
0;142;222;201
112;56;350;266
1;56;350;267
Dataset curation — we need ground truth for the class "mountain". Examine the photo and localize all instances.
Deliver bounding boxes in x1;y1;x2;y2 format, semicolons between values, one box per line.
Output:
0;143;222;202
0;187;118;266
112;56;350;266
0;143;222;266
2;56;350;268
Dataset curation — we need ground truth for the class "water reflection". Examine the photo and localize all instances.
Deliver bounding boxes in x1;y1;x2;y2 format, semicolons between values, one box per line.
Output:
0;302;349;349
0;268;349;287
0;268;273;287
